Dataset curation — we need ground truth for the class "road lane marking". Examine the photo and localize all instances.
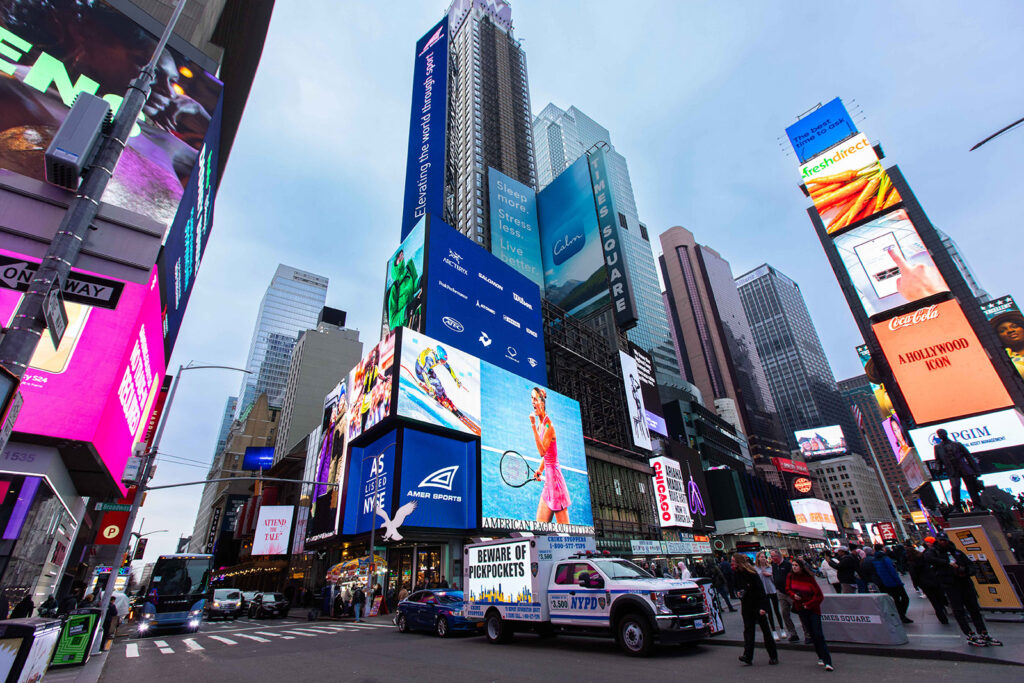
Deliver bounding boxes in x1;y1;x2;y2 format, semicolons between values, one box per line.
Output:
256;631;295;640
351;622;392;628
207;636;238;645
234;633;271;642
183;639;204;652
153;640;174;654
281;630;315;637
125;644;139;658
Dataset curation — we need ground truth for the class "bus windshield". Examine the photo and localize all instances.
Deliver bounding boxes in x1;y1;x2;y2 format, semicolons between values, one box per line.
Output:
149;556;211;598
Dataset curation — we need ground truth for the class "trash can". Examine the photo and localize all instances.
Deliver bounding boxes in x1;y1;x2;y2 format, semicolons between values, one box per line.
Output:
0;617;62;682
49;607;103;668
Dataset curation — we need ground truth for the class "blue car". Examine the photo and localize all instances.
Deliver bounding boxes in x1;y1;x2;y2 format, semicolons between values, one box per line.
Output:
396;590;482;638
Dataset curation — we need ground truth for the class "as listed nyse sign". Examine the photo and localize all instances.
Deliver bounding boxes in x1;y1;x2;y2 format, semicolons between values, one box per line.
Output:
588;148;637;330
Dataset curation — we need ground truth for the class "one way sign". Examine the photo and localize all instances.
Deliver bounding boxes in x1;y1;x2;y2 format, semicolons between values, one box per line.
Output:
0;255;124;309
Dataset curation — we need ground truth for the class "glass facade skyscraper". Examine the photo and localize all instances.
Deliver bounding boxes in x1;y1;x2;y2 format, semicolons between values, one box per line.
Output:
236;265;328;415
533;104;683;392
735;264;866;455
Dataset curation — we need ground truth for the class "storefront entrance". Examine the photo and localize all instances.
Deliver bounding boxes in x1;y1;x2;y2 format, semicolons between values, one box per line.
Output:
386;545;446;592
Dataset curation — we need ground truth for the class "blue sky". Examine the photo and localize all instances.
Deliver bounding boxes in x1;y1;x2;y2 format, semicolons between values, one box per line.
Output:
139;0;1024;559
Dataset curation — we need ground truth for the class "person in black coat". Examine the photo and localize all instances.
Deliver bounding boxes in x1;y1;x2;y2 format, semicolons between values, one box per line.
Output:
9;596;33;619
732;553;778;666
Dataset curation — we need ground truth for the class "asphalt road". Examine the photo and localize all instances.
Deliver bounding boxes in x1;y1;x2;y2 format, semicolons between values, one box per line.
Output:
99;615;1017;682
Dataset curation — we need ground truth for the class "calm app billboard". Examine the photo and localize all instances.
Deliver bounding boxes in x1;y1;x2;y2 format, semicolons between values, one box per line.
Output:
400;17;449;240
488;168;544;291
785;97;857;164
424;218;546;385
537;156;609;319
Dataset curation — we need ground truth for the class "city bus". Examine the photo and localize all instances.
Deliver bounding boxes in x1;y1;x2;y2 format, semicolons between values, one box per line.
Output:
137;554;212;635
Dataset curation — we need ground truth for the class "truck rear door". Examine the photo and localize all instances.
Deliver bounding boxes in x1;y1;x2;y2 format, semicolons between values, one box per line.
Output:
548;561;610;627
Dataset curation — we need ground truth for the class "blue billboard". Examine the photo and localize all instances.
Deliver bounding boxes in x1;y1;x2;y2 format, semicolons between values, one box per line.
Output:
396;428;477;530
242;446;274;471
785;97;858;164
479;364;594;534
488;167;544;292
342;429;397;536
400;17;449;240
588;147;638;329
537;156;609;319
157;94;224;357
424;217;546;385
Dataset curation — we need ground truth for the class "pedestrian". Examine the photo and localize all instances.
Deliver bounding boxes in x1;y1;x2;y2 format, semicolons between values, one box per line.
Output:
755;553;782;640
831;547;859;594
102;597;119;650
872;544;912;623
732;553;778;666
770;551;802;642
352;583;366;623
719;556;737;599
677;561;691;580
439;575;450;589
923;537;1002;646
933;429;986;512
908;541;948;624
9;595;33;619
786;558;834;671
821;551;841;593
397;583;410;603
38;595;57;618
858;546;880;593
59;587;82;615
709;561;736;612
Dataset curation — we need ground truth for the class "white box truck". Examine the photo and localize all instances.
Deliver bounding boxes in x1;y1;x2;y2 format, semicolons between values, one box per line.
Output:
463;536;710;656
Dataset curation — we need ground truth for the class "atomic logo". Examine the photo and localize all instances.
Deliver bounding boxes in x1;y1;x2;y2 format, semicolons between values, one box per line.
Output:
419;465;459;491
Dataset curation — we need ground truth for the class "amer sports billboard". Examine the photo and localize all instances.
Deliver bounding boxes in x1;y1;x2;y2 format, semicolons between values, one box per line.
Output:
252;505;294;556
981;296;1024;382
785;97;858;164
795;425;847;458
395;428;477;530
400;17;448;240
790;498;838;532
488;168;544;291
424;218;546;385
0;0;222;229
537;156;609;319
834;209;949;317
873;301;1013;425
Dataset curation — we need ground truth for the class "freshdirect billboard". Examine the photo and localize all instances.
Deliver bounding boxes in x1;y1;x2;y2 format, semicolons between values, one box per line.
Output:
872;301;1013;424
785;97;858;164
488;168;544;291
400;17;448;240
981;295;1024;382
0;0;222;229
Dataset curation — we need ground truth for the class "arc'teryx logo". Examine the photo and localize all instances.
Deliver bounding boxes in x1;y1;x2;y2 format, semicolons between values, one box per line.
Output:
419;465;459;491
418;26;445;56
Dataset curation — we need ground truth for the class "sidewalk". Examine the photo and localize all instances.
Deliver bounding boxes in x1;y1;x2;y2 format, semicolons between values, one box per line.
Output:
707;579;1024;666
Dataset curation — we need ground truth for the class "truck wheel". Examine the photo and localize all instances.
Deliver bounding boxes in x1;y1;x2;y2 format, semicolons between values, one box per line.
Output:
485;611;513;644
617;613;652;657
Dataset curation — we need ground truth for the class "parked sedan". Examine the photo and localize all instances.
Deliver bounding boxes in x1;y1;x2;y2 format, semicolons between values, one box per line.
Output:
248;592;290;619
396;590;481;638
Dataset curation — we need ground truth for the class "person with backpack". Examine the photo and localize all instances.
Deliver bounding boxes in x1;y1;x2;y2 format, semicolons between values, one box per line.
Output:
923;537;1001;646
872;544;912;623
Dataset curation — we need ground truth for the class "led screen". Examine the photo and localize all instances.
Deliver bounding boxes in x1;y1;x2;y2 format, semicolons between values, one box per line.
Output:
909;409;1024;458
620;351;652;450
537;156;609;319
395;428;476;530
0;0;222;228
802;135;903;234
649;456;692;528
834;209;949;317
313;381;346;500
785;97;858;164
383;217;425;333
790;497;839;532
1;255;165;489
423;218;546;384
345;330;396;442
397;329;481;436
241;446;274;471
628;343;667;436
251;505;293;556
872;301;1013;424
488;167;544;291
795;425;847;458
981;295;1024;382
341;429;396;536
881;412;913;462
931;467;1024;501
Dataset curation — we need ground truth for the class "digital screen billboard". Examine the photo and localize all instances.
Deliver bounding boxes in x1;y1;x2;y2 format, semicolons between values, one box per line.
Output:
620;351;652;450
157;95;223;357
400;16;448;240
981;295;1024;382
931;467;1024;501
872;301;1013;424
345;330;396;442
423;218;546;385
786;98;858;164
801;134;902;234
342;428;396;536
909;408;1024;458
795;425;847;458
241;446;274;471
488;167;544;291
649;456;692;528
395;428;476;530
1;256;165;490
628;343;667;436
667;442;715;531
834;209;949;317
384;217;425;333
857;343;895;417
0;0;223;229
881;412;913;462
397;329;481;436
251;505;293;556
479;361;593;534
537;156;609;319
790;497;839;532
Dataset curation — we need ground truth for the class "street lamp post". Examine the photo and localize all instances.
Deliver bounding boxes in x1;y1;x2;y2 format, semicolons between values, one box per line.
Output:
362;441;397;610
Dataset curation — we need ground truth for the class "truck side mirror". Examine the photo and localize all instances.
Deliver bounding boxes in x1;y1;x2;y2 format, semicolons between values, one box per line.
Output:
579;573;604;589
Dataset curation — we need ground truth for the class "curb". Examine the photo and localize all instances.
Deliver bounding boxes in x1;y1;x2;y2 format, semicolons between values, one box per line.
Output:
701;636;1024;667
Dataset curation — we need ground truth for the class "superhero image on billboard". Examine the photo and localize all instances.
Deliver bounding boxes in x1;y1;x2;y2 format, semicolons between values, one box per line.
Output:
346;331;396;441
384;216;424;333
0;0;222;227
982;296;1024;382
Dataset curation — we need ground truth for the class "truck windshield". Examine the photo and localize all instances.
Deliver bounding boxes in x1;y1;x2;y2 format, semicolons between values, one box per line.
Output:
596;560;653;579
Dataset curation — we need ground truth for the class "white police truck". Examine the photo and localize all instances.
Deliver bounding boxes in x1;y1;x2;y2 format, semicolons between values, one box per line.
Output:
463;536;709;656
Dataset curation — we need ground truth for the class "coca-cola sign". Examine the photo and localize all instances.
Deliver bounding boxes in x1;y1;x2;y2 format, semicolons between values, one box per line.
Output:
888;304;939;331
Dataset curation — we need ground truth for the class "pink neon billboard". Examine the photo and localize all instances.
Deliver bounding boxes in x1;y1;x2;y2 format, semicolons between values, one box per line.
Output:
0;249;166;491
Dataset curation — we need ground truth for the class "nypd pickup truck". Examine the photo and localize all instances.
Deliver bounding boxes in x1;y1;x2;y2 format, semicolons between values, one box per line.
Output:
463;536;709;656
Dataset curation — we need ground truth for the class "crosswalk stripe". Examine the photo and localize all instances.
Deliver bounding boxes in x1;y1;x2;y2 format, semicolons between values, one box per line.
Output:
295;627;336;633
256;631;295;640
351;622;392;628
125;644;139;658
281;630;314;637
233;633;271;642
183;639;204;652
153;640;174;655
207;636;238;645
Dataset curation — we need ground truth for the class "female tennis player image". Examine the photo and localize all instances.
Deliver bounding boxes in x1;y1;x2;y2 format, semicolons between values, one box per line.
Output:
530;387;571;524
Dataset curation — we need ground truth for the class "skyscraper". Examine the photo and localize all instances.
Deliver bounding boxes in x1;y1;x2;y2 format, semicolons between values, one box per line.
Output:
936;228;990;303
533;104;683;392
236;265;328;416
659;228;787;461
735;264;865;455
213;396;237;458
445;0;535;247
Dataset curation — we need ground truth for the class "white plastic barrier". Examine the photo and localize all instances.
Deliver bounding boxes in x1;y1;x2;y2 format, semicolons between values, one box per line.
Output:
819;593;908;645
